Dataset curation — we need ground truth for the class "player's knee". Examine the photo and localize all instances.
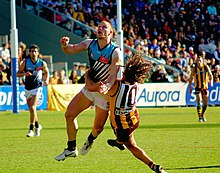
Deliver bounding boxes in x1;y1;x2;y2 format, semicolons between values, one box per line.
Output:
203;103;208;107
29;105;36;112
124;141;137;150
65;111;75;120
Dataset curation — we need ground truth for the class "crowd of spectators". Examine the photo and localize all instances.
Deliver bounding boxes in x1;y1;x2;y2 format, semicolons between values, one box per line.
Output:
29;0;220;83
2;0;220;84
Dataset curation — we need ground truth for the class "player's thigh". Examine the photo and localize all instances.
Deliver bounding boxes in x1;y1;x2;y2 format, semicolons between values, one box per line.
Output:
93;105;108;128
29;95;39;107
66;91;93;117
124;134;137;148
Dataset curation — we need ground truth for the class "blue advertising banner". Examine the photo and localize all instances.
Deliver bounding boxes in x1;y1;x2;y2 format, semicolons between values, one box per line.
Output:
186;83;220;106
0;86;47;111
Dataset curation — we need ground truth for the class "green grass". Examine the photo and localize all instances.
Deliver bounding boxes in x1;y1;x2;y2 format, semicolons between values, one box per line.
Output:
0;107;219;173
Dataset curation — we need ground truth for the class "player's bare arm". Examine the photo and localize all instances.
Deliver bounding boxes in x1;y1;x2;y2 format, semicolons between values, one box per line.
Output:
16;60;32;77
42;61;50;86
188;67;195;94
60;36;93;54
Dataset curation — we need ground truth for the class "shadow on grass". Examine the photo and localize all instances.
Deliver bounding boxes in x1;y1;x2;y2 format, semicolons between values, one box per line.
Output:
167;165;220;170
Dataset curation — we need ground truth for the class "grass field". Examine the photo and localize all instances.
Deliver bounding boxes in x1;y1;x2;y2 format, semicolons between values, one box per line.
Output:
0;107;219;173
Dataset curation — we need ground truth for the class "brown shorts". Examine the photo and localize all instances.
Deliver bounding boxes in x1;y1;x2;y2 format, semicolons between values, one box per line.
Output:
195;87;208;95
111;109;140;142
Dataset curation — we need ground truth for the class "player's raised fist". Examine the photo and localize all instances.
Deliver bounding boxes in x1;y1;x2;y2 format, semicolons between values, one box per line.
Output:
60;36;70;48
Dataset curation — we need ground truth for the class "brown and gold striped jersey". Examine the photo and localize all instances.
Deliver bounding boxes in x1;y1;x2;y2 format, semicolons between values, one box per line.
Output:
193;64;209;89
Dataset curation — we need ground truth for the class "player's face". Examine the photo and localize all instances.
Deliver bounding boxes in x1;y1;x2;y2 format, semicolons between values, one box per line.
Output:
97;22;112;39
196;56;203;66
30;48;39;60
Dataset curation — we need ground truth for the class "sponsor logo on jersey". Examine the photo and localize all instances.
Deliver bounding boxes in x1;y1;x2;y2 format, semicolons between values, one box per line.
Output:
99;56;109;64
36;67;43;71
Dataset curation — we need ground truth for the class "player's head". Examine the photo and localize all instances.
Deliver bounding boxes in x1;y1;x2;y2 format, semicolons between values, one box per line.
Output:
29;44;39;52
123;52;152;84
196;55;204;67
29;44;40;59
97;21;114;39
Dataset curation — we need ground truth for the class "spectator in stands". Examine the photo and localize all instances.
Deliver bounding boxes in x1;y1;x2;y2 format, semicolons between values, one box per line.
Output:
209;57;217;72
151;65;169;83
179;44;186;57
43;0;55;7
180;51;189;70
52;7;63;26
0;43;10;66
49;70;59;84
88;20;97;39
69;69;78;84
181;65;191;83
188;47;194;59
167;38;176;53
110;14;117;30
0;60;11;85
58;69;69;84
77;63;86;77
213;43;220;65
207;33;215;45
61;9;72;29
148;38;159;51
72;0;85;23
18;47;23;64
173;75;182;83
95;8;106;23
0;64;9;85
175;26;185;42
207;2;217;16
154;49;166;65
212;65;220;83
19;42;27;60
55;0;63;8
162;21;172;36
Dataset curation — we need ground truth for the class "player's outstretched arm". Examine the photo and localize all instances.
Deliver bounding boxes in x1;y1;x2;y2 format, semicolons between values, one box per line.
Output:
60;36;92;54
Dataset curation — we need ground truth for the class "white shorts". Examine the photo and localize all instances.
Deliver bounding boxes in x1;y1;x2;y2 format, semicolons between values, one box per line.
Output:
81;87;109;110
25;87;43;100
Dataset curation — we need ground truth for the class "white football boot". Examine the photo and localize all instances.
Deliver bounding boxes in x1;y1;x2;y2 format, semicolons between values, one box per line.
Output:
26;130;35;137
80;139;93;155
35;124;42;137
54;148;78;161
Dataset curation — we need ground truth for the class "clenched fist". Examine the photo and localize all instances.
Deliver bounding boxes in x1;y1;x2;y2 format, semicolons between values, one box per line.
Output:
60;36;70;48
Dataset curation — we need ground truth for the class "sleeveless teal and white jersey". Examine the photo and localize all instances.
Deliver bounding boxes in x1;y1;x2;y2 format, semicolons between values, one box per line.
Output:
88;39;118;82
24;57;43;90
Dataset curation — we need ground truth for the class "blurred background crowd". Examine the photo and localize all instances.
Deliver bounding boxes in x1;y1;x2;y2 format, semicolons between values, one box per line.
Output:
0;0;220;85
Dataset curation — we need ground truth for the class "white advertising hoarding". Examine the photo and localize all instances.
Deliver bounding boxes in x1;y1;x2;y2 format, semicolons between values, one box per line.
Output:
136;83;188;107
